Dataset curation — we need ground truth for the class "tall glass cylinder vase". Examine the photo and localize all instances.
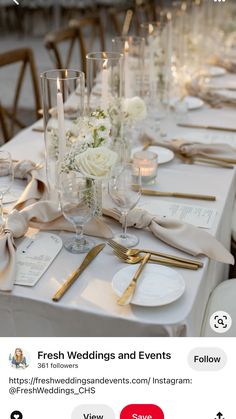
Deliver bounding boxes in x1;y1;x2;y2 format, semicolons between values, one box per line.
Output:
112;36;146;152
40;69;85;199
111;36;145;99
86;52;125;162
140;18;172;117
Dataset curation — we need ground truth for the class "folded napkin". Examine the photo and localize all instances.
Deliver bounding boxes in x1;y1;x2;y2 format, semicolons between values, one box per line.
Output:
0;201;113;292
142;135;236;163
170;140;236;162
211;55;236;73
13;160;48;210
103;208;234;265
186;78;236;107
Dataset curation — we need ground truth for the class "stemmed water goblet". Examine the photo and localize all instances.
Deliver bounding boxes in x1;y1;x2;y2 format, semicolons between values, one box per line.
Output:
108;163;141;247
0;150;14;229
59;172;96;253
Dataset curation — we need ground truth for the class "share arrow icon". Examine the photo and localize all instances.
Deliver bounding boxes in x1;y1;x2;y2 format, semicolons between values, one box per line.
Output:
215;413;225;419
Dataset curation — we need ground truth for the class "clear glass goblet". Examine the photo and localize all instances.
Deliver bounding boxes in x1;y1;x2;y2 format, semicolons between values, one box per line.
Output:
108;163;141;247
0;150;14;228
59;172;96;254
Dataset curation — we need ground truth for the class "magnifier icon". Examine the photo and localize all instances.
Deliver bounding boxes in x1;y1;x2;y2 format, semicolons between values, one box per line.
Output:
217;318;224;326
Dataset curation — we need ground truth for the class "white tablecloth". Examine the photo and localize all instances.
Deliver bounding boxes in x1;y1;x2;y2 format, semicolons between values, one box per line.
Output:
1;103;236;337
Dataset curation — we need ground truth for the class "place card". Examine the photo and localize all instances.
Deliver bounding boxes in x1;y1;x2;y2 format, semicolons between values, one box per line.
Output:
140;200;217;229
15;232;63;287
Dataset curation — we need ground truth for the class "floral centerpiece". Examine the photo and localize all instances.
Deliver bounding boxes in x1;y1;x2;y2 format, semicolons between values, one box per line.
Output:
47;110;118;216
48;109;112;160
108;96;147;161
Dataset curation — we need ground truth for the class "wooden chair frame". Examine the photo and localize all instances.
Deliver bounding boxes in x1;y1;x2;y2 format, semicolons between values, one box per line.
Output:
0;48;41;142
44;15;105;75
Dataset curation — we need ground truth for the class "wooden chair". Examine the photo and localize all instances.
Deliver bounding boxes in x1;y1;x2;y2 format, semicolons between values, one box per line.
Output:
69;16;105;74
0;103;9;143
0;48;41;143
44;16;105;76
44;27;79;70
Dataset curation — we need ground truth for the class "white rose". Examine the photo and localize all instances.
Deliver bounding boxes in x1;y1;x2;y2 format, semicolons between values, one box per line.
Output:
123;96;147;122
75;147;117;179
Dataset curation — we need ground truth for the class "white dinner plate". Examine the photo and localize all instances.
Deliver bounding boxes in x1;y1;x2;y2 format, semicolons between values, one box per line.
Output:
184;96;204;110
207;66;227;77
132;146;174;164
170;96;204;110
112;264;185;306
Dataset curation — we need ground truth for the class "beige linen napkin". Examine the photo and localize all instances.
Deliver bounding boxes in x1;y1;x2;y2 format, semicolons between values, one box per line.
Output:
211;55;236;73
103;208;234;264
0;201;113;292
143;135;236;163
13;160;48;210
186;77;236;107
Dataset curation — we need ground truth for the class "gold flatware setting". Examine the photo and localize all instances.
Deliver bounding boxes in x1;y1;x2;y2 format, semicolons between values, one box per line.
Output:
177;154;234;169
32;127;44;133
177;122;236;132
132;185;216;201
52;243;105;302
108;239;203;268
117;253;151;305
111;246;199;270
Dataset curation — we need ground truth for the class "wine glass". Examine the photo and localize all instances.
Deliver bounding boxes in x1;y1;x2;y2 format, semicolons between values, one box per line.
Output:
108;163;141;247
0;150;14;227
59;172;96;253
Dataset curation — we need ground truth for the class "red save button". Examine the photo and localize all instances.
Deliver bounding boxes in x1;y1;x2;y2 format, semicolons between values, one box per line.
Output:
120;404;164;419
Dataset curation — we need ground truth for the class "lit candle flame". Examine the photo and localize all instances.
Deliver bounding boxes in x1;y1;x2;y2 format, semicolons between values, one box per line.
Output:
124;41;129;53
57;77;61;93
181;2;187;12
103;59;108;70
148;23;154;35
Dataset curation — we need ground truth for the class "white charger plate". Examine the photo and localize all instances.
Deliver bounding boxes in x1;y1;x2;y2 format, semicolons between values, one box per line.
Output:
170;95;204;110
132;146;174;164
207;66;227;77
184;96;204;110
112;264;185;306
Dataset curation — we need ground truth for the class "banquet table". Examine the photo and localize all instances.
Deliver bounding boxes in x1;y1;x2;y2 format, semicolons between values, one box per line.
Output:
1;95;236;337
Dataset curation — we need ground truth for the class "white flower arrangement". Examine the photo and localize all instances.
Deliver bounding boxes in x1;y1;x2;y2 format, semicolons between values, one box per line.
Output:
48;109;111;160
61;146;118;179
108;96;147;129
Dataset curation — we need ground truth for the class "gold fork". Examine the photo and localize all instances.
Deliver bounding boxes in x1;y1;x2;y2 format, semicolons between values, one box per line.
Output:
108;239;203;268
112;248;199;270
117;252;151;305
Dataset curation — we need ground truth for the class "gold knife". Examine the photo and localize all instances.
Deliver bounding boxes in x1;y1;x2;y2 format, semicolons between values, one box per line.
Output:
52;243;106;302
177;122;236;132
133;186;216;201
117;253;151;306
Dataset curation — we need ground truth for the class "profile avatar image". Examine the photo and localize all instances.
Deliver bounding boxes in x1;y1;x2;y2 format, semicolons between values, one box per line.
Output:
9;348;29;369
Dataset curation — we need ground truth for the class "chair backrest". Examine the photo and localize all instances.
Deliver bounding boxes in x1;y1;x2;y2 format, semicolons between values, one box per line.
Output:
69;16;105;75
44;27;79;70
0;47;41;142
0;103;9;143
44;16;105;76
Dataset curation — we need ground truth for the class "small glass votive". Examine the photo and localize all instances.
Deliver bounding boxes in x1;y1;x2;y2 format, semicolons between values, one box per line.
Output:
133;150;158;185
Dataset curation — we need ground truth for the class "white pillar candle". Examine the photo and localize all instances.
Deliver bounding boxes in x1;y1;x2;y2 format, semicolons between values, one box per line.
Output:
101;59;109;111
124;41;132;98
133;150;158;185
57;78;66;165
148;24;156;90
166;12;173;79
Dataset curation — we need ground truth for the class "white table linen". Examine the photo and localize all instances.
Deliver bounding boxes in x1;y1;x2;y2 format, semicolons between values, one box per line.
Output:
1;102;236;337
